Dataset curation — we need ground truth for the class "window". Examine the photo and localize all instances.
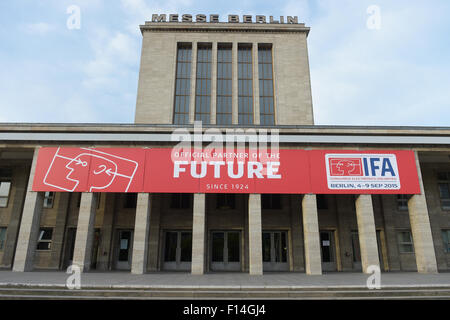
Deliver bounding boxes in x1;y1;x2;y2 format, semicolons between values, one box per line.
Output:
170;193;191;209
217;194;236;210
397;231;414;253
216;44;232;125
238;45;253;124
37;228;53;250
0;181;11;208
43;192;55;208
316;195;328;210
195;44;212;124
262;194;281;210
397;194;409;211
437;172;450;210
124;193;137;208
173;44;192;124
0;227;6;250
442;230;450;253
258;45;275;125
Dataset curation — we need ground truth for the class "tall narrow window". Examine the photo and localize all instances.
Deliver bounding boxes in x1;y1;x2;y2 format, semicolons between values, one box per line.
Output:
438;172;450;210
396;194;409;211
238;45;253;124
173;44;192;124
0;181;11;208
195;44;212;123
0;227;6;250
43;192;55;208
397;231;414;253
442;230;450;253
258;45;275;125
216;44;232;125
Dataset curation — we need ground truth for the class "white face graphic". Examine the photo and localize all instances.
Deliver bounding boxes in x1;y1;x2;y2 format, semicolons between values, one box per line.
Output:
66;153;118;191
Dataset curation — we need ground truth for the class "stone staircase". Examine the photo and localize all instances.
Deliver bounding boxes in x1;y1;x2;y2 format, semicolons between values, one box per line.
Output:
0;284;450;299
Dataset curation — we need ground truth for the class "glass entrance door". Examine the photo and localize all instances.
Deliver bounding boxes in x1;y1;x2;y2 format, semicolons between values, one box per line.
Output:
162;230;192;271
320;230;337;271
262;231;289;271
114;229;133;270
210;231;241;271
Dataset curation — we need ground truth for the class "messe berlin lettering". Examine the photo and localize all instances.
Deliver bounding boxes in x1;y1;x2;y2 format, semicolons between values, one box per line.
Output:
151;14;299;24
32;148;421;194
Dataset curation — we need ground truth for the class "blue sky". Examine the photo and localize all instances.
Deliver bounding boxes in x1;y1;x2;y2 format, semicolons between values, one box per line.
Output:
0;0;449;126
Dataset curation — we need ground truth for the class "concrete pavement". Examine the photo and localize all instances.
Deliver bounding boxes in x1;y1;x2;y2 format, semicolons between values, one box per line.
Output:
0;270;449;289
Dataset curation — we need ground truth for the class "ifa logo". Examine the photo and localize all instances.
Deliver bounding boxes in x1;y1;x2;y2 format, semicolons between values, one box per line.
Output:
328;158;363;176
325;153;400;191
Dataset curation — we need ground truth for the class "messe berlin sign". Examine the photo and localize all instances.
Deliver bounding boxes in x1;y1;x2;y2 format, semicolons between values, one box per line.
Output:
32;147;421;194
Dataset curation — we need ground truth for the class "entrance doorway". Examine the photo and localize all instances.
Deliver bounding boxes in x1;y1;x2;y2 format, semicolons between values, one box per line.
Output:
114;229;133;270
162;230;192;271
351;230;385;271
320;230;337;272
210;231;241;271
262;231;289;271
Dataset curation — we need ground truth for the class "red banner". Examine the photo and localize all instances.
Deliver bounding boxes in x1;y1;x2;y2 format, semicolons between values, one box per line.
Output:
309;150;420;194
32;147;421;194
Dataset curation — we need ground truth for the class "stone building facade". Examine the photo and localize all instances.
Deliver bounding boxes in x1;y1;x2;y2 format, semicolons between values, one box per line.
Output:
0;19;449;276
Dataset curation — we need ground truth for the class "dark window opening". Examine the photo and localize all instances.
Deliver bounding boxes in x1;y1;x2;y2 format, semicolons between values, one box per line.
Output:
217;194;236;210
170;193;191;209
37;228;53;250
316;195;328;210
262;194;282;210
124;193;137;208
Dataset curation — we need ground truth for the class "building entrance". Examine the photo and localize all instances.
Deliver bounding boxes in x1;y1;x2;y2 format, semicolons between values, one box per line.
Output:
262;231;289;271
114;229;133;270
320;230;337;272
162;230;192;271
210;231;241;271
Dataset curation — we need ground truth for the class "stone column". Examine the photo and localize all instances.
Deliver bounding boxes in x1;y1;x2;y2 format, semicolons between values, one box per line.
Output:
2;165;29;268
72;192;98;272
355;194;380;273
407;151;438;273
248;194;263;275
96;193;116;271
302;194;322;275
50;192;71;269
13;147;43;272
131;193;151;274
210;42;218;125
192;193;206;275
252;42;260;125
189;41;198;124
232;42;238;124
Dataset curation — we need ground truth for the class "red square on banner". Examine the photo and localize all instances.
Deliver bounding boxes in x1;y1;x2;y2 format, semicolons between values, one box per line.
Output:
198;148;256;194
33;147;92;192
33;147;146;193
254;149;310;194
144;148;200;193
310;150;420;194
86;148;146;192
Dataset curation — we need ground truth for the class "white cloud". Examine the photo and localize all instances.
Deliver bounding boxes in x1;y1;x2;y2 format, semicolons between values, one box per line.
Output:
288;0;450;126
24;22;54;35
82;30;139;90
